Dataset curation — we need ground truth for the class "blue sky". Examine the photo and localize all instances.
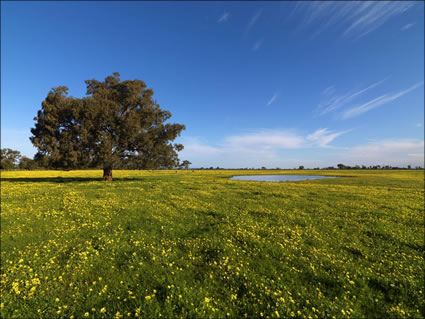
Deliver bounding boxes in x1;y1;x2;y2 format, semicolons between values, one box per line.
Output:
2;1;424;168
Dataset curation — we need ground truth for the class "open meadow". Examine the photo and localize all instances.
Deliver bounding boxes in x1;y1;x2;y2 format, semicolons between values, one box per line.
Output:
1;169;424;318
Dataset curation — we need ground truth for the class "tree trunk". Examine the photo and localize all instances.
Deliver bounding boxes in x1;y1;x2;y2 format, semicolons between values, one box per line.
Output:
103;168;112;181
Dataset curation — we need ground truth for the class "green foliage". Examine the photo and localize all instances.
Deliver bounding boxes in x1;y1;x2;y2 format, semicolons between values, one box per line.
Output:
180;160;192;169
0;148;22;170
18;156;39;170
30;73;186;174
1;169;424;318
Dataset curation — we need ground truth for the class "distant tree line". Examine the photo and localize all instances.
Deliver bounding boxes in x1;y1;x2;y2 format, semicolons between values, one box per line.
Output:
0;148;39;170
195;164;423;170
0;148;191;171
1;149;422;171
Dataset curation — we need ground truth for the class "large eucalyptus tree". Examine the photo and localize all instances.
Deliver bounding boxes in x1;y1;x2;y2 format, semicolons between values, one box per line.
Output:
31;73;186;181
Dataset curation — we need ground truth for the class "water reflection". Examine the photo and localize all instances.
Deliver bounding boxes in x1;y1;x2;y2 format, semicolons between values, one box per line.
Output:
229;175;337;182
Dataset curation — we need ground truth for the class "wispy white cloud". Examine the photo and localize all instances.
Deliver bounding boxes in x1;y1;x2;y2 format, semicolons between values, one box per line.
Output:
252;39;263;51
321;86;336;96
416;123;423;128
180;136;424;168
401;23;414;31
306;128;349;148
218;12;230;23
407;153;423;158
225;130;305;150
246;9;263;32
343;2;412;38
181;137;221;156
266;93;278;106
179;128;349;167
226;128;349;150
342;81;424;119
341;139;424;167
318;78;386;115
297;2;415;39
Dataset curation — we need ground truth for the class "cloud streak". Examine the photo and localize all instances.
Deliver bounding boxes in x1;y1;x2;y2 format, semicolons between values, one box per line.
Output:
180;128;348;167
306;128;349;148
297;1;415;39
318;78;386;115
217;12;230;23
224;128;348;150
252;39;263;51
342;81;424;119
224;130;305;150
321;86;336;96
266;94;278;106
401;23;414;31
180;135;423;168
341;139;424;167
246;9;263;32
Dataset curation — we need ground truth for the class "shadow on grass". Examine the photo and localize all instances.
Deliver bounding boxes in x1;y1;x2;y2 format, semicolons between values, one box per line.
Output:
0;177;150;183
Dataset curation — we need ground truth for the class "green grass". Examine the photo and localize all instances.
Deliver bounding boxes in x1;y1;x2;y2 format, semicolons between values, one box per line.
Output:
1;169;424;318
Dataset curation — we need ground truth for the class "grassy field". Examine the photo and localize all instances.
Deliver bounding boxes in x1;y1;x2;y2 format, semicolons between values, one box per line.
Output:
1;169;424;318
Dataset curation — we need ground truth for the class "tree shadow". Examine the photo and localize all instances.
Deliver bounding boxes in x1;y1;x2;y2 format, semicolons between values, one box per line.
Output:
0;177;149;183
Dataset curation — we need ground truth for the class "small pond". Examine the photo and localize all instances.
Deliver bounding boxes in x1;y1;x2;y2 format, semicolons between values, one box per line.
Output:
229;175;337;182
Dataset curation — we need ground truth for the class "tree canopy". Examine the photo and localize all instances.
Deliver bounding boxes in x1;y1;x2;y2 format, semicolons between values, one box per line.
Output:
30;73;186;180
0;148;22;170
